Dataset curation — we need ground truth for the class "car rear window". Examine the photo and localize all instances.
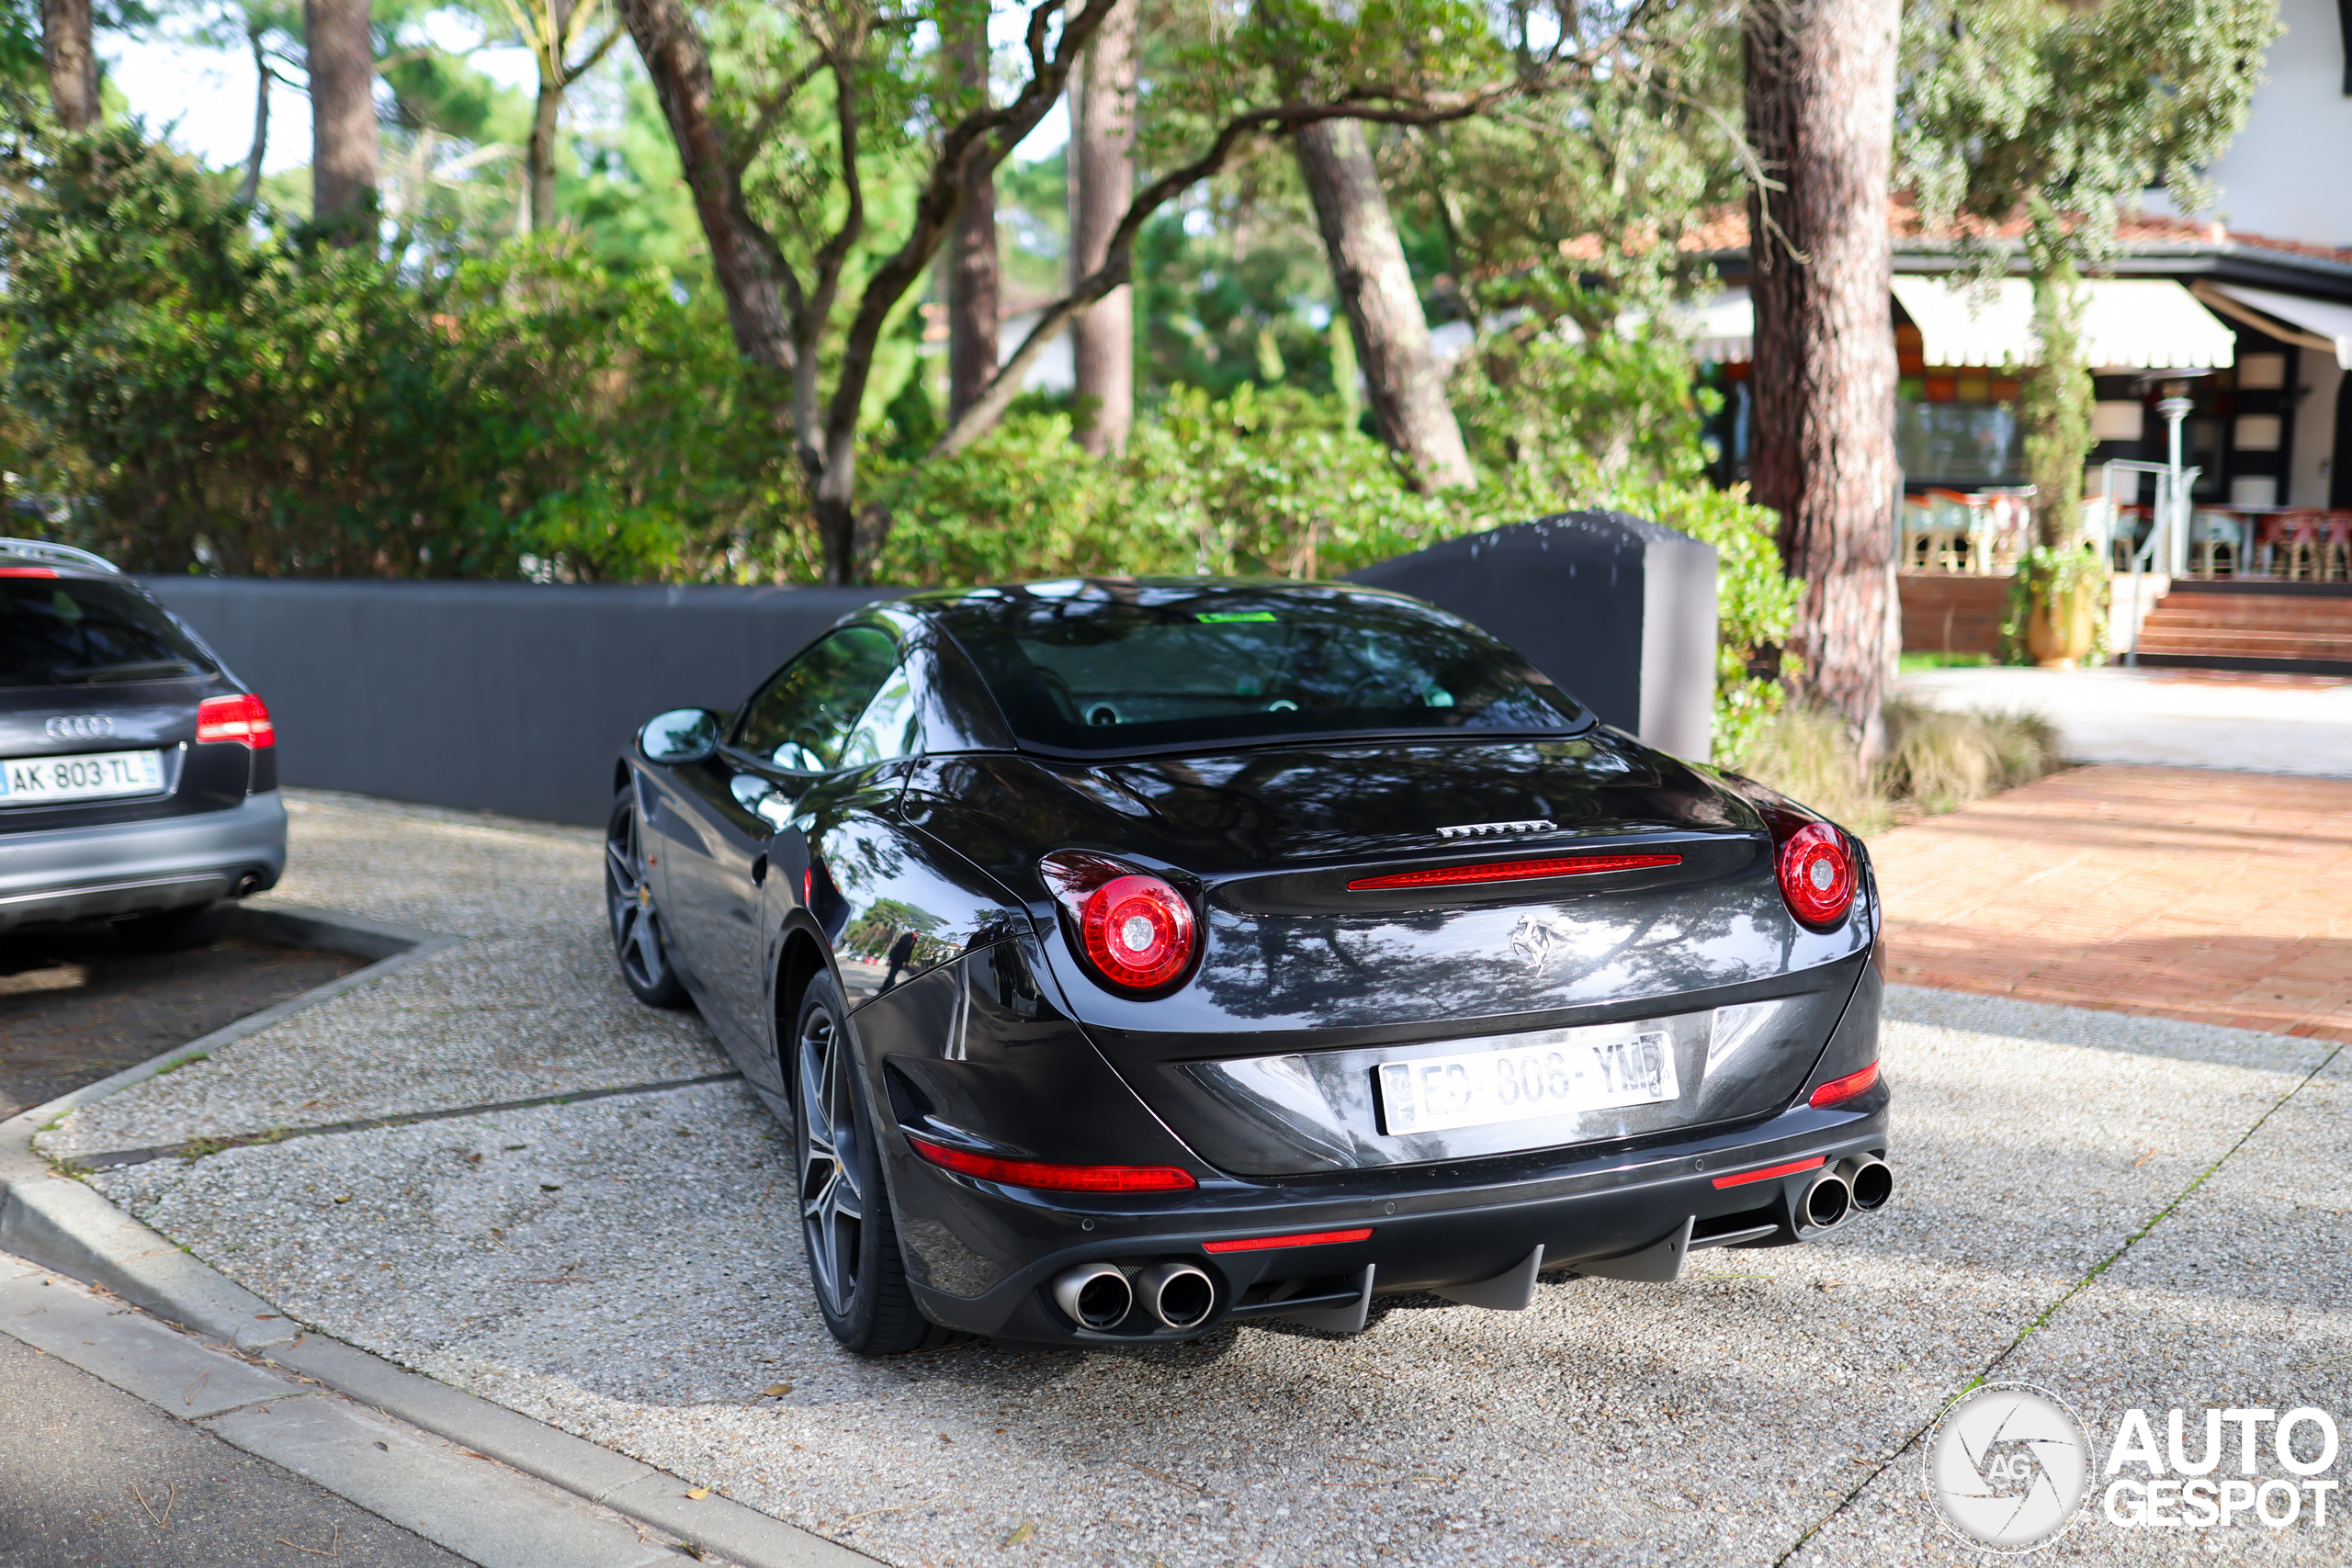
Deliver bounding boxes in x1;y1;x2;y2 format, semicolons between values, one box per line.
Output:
933;581;1588;753
0;578;217;688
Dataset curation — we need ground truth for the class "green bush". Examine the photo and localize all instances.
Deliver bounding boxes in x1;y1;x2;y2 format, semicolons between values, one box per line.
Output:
3;128;1793;760
3;129;795;581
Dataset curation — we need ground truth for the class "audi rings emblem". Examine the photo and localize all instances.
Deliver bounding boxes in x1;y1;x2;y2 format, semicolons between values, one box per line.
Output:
45;714;115;741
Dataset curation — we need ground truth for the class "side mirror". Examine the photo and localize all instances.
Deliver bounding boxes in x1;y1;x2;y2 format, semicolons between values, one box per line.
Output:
639;708;721;764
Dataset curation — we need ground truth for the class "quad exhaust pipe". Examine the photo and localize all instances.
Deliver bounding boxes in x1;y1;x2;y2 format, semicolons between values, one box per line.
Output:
1050;1259;1218;1332
1136;1262;1216;1330
1051;1262;1132;1330
1802;1168;1851;1231
1839;1155;1894;1213
1794;1155;1895;1235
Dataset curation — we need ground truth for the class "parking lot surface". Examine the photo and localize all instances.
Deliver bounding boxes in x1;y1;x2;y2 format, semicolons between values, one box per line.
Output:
33;789;2352;1566
0;925;361;1121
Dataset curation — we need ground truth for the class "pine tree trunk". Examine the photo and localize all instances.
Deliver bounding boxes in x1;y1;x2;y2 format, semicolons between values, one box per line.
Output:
1294;118;1474;491
238;23;270;205
943;0;998;422
615;0;795;375
527;79;562;231
305;0;381;231
1742;0;1901;741
1068;1;1136;453
40;0;98;131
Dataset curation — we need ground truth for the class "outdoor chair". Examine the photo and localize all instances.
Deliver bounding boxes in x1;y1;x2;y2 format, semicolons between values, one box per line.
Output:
1904;492;1974;573
2260;511;2326;581
2324;513;2352;582
2190;509;2248;579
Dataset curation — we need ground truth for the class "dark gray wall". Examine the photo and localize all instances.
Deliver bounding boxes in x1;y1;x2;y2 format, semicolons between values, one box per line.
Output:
142;513;1715;828
142;580;889;826
1345;511;1719;761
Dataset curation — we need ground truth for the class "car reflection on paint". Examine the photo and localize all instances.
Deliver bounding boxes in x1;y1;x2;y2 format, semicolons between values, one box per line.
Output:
607;578;1890;1354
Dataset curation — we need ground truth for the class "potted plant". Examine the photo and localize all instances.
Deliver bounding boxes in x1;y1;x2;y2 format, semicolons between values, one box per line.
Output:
2007;545;2107;668
2005;254;2107;667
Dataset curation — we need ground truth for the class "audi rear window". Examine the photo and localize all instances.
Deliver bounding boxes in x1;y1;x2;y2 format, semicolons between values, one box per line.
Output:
0;578;216;688
934;581;1588;754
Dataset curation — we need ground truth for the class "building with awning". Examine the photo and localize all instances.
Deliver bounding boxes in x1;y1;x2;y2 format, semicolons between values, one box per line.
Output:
1686;218;2352;512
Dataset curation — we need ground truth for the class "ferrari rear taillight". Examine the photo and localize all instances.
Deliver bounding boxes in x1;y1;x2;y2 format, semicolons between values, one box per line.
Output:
1772;818;1853;928
1347;852;1681;891
905;1134;1197;1191
1808;1061;1881;1108
1041;852;1198;993
196;693;276;749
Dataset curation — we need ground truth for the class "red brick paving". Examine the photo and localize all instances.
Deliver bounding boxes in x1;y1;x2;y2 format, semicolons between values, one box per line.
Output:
1869;764;2352;1043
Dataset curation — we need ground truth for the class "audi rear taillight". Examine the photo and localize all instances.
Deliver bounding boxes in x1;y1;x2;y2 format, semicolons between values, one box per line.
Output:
197;693;275;749
1040;852;1198;993
1772;818;1853;928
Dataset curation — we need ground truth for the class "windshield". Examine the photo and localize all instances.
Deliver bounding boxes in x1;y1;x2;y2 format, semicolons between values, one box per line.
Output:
933;580;1588;753
0;578;217;688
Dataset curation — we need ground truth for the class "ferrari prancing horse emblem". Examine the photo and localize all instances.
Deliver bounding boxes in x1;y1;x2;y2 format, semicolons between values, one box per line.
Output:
1510;910;1579;971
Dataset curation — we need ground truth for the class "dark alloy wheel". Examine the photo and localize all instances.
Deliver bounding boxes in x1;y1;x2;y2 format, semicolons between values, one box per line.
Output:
793;974;965;1355
606;789;687;1008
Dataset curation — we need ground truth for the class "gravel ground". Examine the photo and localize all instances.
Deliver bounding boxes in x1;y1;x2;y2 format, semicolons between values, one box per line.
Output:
36;790;2352;1566
40;791;721;1160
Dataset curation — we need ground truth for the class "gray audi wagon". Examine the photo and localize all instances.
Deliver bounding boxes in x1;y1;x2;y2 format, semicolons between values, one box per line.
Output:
0;539;285;946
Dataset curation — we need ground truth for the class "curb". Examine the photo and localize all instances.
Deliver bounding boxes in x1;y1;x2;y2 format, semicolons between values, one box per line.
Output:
0;901;874;1568
1;1254;691;1567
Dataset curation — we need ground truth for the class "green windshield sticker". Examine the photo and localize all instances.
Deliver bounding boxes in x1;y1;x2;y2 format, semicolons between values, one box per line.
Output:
1196;611;1278;624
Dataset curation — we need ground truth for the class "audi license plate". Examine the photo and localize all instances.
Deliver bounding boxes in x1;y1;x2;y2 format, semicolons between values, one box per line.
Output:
0;749;164;804
1375;1030;1677;1135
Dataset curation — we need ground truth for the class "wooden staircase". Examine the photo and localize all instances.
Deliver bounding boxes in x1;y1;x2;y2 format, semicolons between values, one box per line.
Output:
2134;581;2352;673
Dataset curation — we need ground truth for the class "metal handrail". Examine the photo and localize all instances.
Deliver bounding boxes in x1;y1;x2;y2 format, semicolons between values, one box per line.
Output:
2098;460;2198;666
0;536;122;573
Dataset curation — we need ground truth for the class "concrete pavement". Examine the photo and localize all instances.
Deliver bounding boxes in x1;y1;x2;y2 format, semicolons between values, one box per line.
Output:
1896;665;2352;778
0;1251;714;1568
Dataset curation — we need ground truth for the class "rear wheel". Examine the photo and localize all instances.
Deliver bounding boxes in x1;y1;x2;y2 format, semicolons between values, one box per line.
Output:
606;788;686;1008
794;974;964;1355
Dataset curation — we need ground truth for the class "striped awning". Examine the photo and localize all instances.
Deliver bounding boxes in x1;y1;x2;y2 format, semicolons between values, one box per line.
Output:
2193;282;2352;371
1888;277;2236;371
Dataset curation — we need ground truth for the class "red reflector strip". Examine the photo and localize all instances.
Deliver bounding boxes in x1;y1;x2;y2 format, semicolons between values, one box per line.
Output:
1808;1061;1881;1109
1202;1227;1374;1254
1348;853;1683;892
1711;1156;1826;1190
904;1134;1196;1192
0;566;60;577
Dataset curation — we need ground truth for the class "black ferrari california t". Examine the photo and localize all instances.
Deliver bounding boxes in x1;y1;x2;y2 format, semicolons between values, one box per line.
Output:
609;578;1888;1354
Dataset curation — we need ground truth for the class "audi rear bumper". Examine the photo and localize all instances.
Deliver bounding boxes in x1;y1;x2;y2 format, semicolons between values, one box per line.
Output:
0;793;287;932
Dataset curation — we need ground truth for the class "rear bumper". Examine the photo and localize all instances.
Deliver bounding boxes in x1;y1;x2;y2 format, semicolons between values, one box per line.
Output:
0;792;287;932
895;1090;1891;1345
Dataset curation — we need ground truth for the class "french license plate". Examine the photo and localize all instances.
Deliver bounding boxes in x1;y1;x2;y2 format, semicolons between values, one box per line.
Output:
1375;1030;1677;1135
0;749;164;804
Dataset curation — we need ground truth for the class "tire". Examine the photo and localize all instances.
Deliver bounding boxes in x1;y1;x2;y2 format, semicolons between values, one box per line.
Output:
792;974;966;1355
606;787;688;1009
114;900;236;952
